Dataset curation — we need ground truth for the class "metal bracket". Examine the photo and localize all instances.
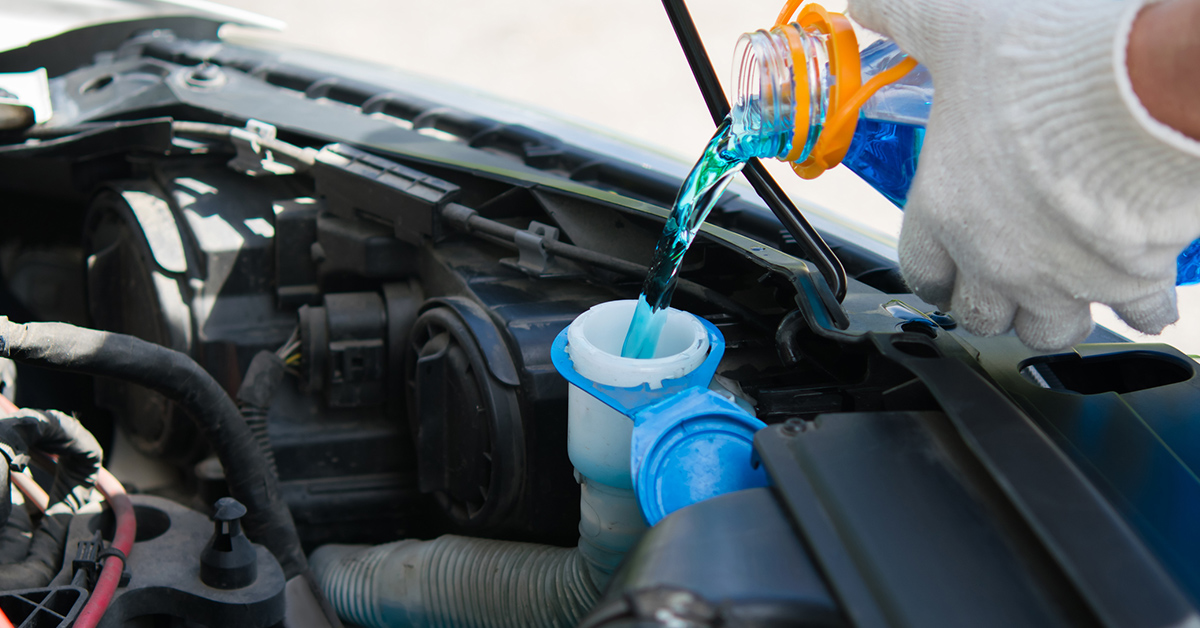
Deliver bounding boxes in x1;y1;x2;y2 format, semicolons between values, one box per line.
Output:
228;120;294;176
501;221;580;278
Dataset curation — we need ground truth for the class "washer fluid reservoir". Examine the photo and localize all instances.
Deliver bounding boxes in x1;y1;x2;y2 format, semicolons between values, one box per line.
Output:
553;300;768;529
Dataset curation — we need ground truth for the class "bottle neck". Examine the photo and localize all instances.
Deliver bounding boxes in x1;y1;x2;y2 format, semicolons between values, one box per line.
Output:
729;24;830;162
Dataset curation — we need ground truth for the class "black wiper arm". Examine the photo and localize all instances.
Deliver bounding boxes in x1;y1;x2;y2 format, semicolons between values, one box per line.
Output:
659;0;848;302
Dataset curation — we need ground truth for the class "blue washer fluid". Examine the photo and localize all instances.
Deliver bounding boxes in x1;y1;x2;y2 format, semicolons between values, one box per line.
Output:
624;8;1198;360
840;118;925;208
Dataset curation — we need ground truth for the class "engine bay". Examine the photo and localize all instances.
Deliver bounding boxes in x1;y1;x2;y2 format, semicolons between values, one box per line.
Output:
0;11;1197;628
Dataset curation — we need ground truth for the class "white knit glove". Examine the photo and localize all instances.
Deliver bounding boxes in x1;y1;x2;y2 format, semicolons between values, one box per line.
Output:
847;0;1200;350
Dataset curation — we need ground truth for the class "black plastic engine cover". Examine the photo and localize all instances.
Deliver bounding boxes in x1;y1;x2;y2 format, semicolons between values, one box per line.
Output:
581;488;844;628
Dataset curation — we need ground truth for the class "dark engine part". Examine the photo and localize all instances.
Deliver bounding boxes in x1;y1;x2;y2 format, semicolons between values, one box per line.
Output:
300;292;386;408
51;495;286;628
274;285;423;548
81;165;425;548
83;164;304;463
79;150;615;545
299;284;420;409
0;585;87;628
275;199;420;307
582;488;843;628
199;497;258;590
406;299;526;531
84;182;200;462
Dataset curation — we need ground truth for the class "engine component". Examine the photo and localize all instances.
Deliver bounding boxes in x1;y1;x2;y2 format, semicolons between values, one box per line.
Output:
312;143;461;246
311;535;598;628
580;490;841;628
406;299;525;532
199;498;257;590
84;174;423;548
274;198;420;308
299;292;386;408
83;166;303;463
0;585;87;628
0;317;306;579
83;182;199;461
52;495;286;628
269;283;424;548
272;198;322;308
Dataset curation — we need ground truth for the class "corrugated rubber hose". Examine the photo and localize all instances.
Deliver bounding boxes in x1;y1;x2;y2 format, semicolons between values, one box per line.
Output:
311;536;599;628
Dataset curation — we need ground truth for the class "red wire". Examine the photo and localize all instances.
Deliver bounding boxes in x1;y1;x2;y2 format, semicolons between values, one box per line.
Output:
0;394;136;628
73;469;135;628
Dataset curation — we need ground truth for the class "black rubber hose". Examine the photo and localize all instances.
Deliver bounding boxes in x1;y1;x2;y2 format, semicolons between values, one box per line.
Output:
0;505;69;589
237;350;288;480
659;0;848;302
0;317;307;579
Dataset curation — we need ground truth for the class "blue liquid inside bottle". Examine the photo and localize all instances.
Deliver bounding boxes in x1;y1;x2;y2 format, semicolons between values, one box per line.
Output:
841;119;925;208
840;117;1200;286
1178;240;1200;286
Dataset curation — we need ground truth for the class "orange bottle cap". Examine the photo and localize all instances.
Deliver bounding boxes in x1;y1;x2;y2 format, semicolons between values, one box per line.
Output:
772;1;919;180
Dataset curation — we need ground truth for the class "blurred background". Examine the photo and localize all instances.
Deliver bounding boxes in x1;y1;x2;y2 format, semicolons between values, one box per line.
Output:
216;0;1198;354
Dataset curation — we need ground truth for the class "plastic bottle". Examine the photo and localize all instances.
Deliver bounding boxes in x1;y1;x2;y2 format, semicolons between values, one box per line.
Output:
731;0;1200;286
727;1;928;206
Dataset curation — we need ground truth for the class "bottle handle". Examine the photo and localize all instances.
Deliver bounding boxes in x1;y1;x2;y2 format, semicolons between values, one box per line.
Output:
774;1;919;179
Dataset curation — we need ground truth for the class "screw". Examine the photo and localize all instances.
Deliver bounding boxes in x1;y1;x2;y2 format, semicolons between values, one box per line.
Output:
929;310;957;330
782;418;805;435
185;63;225;89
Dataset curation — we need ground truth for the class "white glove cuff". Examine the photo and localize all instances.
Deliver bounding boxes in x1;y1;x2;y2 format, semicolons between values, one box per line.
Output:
1111;0;1200;160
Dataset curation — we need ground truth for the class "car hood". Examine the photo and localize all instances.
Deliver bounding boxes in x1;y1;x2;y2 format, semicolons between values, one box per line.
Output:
0;0;280;54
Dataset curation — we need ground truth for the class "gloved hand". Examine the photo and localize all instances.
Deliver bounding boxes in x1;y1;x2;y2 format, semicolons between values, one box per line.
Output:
847;0;1200;350
0;408;102;519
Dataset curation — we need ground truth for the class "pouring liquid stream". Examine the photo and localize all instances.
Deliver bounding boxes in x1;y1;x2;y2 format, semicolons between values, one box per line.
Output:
621;118;746;359
621;113;925;359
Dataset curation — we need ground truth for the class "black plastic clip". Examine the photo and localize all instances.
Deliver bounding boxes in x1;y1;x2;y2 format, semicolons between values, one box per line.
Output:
97;547;132;587
501;221;580;278
71;537;101;586
73;538;131;588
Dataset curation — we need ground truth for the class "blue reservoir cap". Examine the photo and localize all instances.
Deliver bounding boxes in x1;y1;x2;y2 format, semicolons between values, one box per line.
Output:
631;387;769;525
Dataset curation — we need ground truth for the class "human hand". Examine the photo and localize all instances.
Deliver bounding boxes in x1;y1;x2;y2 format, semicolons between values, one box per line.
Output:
847;0;1200;350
